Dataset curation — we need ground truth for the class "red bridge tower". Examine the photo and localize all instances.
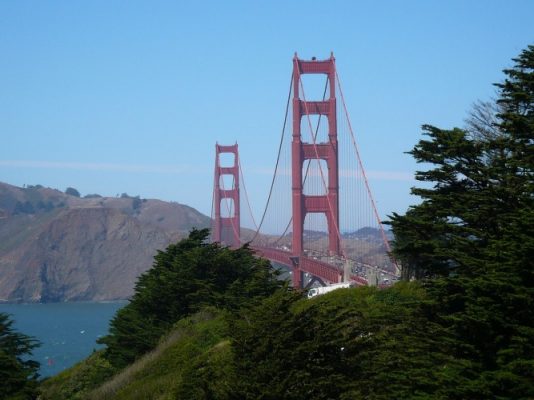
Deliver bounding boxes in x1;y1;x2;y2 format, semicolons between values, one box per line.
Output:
292;53;340;287
213;143;240;248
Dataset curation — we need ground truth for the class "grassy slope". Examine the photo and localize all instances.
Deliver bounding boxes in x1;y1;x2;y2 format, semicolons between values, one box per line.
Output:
40;310;233;400
39;350;114;400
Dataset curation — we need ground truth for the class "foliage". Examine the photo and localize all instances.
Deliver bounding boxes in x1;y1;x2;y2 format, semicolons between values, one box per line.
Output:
98;228;284;369
131;196;142;211
13;201;35;215
0;313;40;400
387;44;534;398
65;187;81;197
39;350;114;400
230;283;476;400
87;309;233;400
389;45;534;281
424;273;534;399
465;99;502;141
13;200;57;215
39;310;232;400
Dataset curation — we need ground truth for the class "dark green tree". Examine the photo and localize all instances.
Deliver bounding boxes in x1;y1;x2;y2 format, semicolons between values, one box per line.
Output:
0;313;40;400
99;228;284;369
131;196;142;211
65;187;80;197
389;45;534;281
231;283;474;400
388;125;496;279
388;45;534;398
13;201;35;215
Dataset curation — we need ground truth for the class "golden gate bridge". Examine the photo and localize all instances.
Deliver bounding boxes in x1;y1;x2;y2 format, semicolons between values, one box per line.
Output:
212;53;398;288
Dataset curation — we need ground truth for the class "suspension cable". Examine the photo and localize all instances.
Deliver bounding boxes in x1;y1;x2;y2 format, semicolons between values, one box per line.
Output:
238;157;259;231
271;76;330;246
250;72;294;242
210;157;216;242
335;67;399;273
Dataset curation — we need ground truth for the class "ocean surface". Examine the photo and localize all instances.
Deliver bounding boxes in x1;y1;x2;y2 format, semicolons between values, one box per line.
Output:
0;301;126;378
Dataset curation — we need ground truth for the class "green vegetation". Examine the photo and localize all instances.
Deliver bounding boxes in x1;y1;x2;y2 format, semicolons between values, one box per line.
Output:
39;351;114;400
90;310;232;400
65;187;81;197
389;45;534;282
40;311;231;400
32;44;534;399
39;229;283;399
386;44;534;399
131;197;142;211
98;228;283;370
0;313;40;399
232;283;463;399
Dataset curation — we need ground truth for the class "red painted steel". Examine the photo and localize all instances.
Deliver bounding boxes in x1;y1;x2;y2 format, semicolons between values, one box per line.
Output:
213;143;240;248
292;53;340;287
252;246;367;286
211;54;381;288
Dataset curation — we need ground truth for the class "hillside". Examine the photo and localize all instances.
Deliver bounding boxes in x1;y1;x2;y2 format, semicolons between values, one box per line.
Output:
40;311;230;400
0;182;210;303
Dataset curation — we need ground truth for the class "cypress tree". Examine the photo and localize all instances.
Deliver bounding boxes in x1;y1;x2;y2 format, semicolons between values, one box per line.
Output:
99;228;284;369
389;45;534;398
0;313;40;399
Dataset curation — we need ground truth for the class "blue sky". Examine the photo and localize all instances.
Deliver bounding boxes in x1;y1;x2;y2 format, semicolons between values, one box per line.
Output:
1;1;533;223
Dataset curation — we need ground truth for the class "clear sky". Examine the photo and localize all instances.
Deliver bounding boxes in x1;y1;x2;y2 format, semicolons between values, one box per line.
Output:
1;1;533;222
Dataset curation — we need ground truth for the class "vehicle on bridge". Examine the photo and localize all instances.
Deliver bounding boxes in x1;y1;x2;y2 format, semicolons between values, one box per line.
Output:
307;282;354;299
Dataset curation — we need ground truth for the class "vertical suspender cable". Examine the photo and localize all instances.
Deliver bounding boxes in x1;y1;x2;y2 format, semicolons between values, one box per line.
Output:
251;73;294;242
335;68;399;273
238;158;259;232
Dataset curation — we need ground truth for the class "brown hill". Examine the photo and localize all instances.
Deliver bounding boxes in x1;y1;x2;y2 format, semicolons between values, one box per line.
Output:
0;182;210;303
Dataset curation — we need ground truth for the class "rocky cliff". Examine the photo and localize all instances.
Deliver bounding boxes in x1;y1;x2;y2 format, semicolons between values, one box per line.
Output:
0;182;210;302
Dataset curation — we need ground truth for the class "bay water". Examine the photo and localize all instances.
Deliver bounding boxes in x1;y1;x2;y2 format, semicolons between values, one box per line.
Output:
0;301;126;378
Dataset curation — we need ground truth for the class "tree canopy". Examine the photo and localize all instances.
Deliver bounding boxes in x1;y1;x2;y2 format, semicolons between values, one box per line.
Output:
387;44;534;398
389;45;534;282
99;228;284;369
230;283;463;399
65;187;80;197
0;313;40;400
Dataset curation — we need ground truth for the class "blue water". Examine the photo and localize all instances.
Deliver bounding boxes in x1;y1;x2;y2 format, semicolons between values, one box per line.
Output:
0;302;125;378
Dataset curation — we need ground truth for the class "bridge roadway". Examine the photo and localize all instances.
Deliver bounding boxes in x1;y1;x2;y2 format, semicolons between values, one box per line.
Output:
251;246;368;286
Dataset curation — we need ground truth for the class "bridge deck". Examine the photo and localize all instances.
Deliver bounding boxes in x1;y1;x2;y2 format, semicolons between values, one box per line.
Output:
252;246;367;286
